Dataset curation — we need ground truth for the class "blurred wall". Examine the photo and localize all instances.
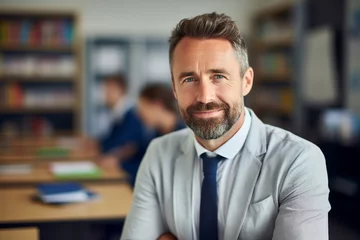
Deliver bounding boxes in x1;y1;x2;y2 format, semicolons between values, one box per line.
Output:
0;0;256;36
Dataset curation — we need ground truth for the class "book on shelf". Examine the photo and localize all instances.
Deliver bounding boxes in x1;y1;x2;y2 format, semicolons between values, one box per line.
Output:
0;55;75;77
257;52;292;77
0;18;74;47
0;83;74;109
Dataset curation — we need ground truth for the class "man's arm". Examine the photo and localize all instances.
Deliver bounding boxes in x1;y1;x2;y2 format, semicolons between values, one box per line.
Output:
272;145;331;240
121;140;167;240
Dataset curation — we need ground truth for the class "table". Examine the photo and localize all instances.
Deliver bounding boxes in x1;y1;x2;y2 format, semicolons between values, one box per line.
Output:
0;227;38;240
0;164;128;187
0;183;133;225
0;149;99;163
0;136;99;163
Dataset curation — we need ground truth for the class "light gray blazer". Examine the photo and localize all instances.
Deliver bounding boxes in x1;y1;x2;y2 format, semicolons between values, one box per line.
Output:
121;109;331;240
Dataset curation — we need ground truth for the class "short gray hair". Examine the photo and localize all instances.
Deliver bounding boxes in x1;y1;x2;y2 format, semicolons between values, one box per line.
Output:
168;12;249;77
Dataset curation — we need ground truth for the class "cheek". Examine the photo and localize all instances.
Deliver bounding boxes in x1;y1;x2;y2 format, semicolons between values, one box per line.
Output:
175;85;196;107
217;83;242;104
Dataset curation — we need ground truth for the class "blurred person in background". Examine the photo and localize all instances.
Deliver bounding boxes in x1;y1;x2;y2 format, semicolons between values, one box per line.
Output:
99;74;133;142
122;13;330;240
99;83;184;186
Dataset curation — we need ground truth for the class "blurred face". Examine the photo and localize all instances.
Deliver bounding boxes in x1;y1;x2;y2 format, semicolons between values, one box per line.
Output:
137;97;159;128
171;37;253;140
104;81;125;109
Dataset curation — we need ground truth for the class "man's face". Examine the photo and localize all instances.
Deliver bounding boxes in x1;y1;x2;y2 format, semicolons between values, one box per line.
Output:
172;37;249;140
137;97;159;129
104;81;124;109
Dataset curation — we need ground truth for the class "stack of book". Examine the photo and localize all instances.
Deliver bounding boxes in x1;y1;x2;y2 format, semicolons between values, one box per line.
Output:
36;182;98;204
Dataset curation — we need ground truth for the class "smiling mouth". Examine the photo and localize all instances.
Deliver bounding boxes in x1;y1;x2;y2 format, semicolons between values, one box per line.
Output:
192;109;223;117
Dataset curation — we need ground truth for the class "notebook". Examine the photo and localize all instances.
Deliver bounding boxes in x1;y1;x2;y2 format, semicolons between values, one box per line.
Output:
36;182;98;204
0;164;32;175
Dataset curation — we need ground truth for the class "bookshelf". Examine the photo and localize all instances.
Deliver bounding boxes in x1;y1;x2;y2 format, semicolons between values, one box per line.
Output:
249;1;295;131
0;9;81;138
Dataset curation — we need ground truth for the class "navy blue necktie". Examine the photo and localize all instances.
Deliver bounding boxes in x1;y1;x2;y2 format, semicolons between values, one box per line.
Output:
199;153;224;240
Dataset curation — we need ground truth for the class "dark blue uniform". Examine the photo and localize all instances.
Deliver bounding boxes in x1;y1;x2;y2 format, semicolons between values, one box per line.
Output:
100;108;155;186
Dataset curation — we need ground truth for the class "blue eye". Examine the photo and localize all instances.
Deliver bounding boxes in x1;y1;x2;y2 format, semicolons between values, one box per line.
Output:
214;75;225;79
184;77;195;83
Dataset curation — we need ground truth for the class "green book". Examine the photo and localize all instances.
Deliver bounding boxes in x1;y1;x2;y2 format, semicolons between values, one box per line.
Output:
36;147;69;158
53;169;102;179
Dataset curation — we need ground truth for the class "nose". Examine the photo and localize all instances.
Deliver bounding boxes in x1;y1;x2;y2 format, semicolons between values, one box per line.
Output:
196;78;215;104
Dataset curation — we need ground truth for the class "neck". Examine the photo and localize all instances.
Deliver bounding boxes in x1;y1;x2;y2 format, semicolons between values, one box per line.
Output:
195;108;245;152
158;113;177;134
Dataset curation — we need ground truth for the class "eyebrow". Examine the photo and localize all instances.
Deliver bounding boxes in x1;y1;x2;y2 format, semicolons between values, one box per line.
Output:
207;68;230;75
177;68;230;80
178;71;196;80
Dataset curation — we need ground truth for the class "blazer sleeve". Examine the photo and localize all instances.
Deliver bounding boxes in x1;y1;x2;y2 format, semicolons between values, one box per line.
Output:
121;140;167;240
272;145;331;240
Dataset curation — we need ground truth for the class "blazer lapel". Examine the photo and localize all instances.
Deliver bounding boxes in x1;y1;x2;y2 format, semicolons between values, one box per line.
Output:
224;109;267;240
173;132;196;240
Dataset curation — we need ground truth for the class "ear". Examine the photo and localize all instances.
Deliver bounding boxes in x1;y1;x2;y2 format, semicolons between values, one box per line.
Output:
242;67;254;96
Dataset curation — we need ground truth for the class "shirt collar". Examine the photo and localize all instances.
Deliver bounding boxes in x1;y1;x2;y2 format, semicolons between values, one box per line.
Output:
193;107;252;159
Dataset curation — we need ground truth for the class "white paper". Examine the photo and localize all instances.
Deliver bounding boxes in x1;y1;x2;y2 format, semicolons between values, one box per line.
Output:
0;164;32;175
94;46;126;74
304;27;337;104
50;161;98;175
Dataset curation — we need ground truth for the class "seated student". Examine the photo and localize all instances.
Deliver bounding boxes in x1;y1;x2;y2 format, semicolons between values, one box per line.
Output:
98;74;133;139
99;83;184;186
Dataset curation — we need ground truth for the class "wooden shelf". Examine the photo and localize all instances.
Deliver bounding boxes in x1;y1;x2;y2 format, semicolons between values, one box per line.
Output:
0;131;75;139
256;72;292;83
0;9;81;135
0;44;76;52
0;106;74;114
254;1;294;21
0;76;75;82
255;104;293;117
255;37;294;50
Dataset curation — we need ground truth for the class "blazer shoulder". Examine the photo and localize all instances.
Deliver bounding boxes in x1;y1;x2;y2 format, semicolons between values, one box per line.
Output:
151;127;192;147
264;124;324;162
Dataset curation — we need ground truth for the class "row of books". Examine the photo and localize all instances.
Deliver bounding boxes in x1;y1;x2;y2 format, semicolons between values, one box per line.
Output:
0;83;74;108
0;55;75;77
0;19;74;46
257;52;292;77
250;87;293;112
257;20;293;42
1;117;55;137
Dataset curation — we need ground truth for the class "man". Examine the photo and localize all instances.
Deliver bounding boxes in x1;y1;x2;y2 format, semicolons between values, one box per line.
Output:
99;83;183;186
121;13;331;240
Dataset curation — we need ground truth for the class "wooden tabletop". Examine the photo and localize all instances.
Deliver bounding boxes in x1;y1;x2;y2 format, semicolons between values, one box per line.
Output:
0;136;96;148
0;183;133;224
0;164;128;186
0;136;99;163
0;149;99;163
0;227;38;240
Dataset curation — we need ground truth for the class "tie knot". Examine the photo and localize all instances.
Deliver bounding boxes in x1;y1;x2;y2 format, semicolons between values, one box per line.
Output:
200;153;224;175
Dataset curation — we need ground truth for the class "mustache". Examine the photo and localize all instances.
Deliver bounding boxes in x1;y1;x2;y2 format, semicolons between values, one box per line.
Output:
186;102;229;113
